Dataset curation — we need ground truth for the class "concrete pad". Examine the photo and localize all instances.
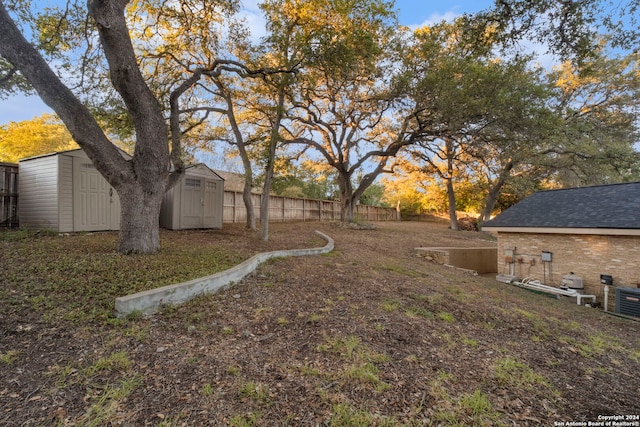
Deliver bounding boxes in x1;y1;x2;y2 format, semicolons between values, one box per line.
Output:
115;230;334;317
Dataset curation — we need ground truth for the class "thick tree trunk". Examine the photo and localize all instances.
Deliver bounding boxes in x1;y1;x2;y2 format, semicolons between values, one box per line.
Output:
91;0;170;253
117;183;165;253
338;174;356;222
341;197;356;222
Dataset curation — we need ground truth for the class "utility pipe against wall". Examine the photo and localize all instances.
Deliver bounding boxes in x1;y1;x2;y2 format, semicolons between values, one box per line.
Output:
513;278;596;306
604;285;609;312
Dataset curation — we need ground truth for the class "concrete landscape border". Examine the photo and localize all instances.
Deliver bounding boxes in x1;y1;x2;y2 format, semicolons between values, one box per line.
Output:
115;230;334;317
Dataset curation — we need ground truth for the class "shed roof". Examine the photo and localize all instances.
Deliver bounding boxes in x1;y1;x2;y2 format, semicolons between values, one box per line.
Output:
18;147;131;162
183;163;224;181
483;181;640;231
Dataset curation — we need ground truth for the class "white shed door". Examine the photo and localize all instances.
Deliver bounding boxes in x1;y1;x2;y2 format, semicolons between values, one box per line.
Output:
73;157;119;231
181;177;203;229
203;180;217;228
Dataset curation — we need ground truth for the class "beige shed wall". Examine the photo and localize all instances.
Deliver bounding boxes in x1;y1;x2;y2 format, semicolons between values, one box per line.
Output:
18;155;60;231
496;232;640;298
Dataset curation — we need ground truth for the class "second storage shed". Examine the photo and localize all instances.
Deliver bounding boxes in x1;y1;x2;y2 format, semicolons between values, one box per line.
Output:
160;164;224;230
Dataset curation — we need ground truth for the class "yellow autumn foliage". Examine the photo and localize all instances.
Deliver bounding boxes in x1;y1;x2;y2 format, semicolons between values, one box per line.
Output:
0;114;78;163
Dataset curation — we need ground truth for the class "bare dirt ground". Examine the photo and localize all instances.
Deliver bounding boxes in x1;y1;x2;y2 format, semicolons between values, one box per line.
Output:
1;220;639;426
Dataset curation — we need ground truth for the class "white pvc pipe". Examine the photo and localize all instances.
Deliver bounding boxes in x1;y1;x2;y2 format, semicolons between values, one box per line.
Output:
511;278;596;305
604;285;609;312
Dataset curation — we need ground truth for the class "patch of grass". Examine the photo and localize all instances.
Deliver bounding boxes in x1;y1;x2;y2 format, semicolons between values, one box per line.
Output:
0;231;248;323
380;299;401;312
434;394;498;426
238;381;271;405
461;337;479;347
405;306;434;319
318;336;361;358
0;227;57;242
514;308;537;321
437;311;455;323
202;382;214;396
83;351;131;377
221;326;234;336
484;321;496;331
321;249;341;258
229;412;260;427
318;335;390;391
427;293;444;305
410;292;431;302
78;375;143;427
573;333;624;358
429;373;501;427
330;403;397;426
187;311;205;324
494;357;552;391
227;366;241;376
344;362;390;392
0;349;20;365
253;307;271;319
308;313;323;323
459;389;499;421
50;364;78;389
122;323;150;342
428;370;456;401
156;416;185;427
381;264;419;277
296;362;321;377
276;316;289;326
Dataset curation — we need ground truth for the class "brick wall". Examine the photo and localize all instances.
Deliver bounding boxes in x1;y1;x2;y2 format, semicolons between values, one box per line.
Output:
496;232;640;299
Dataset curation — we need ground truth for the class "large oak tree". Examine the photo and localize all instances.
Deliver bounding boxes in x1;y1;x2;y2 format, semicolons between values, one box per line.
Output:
0;0;244;253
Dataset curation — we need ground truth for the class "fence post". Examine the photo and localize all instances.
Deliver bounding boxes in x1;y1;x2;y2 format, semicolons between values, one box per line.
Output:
0;163;19;228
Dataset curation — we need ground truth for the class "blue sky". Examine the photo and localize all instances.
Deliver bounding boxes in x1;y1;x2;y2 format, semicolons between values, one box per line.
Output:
0;1;494;125
394;0;492;27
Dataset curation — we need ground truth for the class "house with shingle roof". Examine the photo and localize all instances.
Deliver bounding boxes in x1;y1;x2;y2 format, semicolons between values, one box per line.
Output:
482;182;640;299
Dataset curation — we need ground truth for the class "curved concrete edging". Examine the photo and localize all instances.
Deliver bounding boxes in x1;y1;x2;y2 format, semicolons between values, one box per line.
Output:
114;230;334;317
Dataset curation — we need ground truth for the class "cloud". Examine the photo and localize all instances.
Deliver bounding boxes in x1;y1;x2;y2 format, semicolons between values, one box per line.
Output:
238;0;267;41
404;10;460;32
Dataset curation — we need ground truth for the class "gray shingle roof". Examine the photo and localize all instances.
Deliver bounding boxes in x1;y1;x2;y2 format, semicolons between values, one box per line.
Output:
483;182;640;229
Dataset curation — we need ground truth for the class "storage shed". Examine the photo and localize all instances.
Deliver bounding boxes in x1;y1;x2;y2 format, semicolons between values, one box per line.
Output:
160;164;224;230
18;148;126;232
482;182;640;299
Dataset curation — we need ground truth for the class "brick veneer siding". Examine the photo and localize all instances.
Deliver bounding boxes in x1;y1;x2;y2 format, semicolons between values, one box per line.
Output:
496;232;640;299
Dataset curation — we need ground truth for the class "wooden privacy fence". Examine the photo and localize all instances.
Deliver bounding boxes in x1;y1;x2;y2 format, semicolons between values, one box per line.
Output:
223;191;398;223
0;163;18;228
